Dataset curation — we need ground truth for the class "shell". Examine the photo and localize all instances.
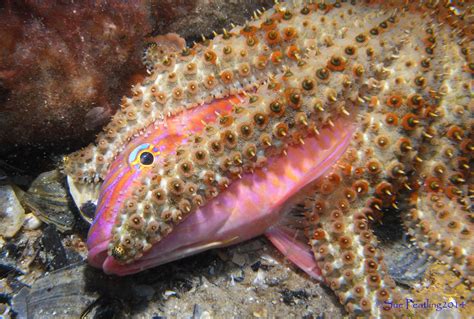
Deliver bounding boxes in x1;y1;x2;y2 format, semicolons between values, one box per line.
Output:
11;262;100;319
66;174;99;224
23;170;76;232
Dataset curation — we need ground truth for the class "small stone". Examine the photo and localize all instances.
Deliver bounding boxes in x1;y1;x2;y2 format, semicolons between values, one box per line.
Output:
0;185;25;238
251;260;270;272
231;252;247;267
133;284;155;300
252;268;267;287
280;288;310;306
229;269;245;283
260;254;279;265
23;213;42;230
0;279;13;295
216;250;230;261
251;261;261;272
163;290;178;300
200;311;212;319
0;302;11;317
208;265;216;275
252;307;267;318
192;304;203;319
40;225;69;271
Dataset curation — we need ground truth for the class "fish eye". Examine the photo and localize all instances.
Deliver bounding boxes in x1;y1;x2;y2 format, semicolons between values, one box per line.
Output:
139;151;154;166
128;143;159;168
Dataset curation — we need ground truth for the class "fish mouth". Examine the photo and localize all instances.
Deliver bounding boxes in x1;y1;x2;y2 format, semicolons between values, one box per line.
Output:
86;119;354;276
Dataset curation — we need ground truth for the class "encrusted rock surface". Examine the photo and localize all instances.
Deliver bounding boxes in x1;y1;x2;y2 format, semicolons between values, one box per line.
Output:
0;0;273;174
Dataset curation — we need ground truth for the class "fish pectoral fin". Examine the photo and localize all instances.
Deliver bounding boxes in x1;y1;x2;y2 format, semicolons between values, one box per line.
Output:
265;225;322;281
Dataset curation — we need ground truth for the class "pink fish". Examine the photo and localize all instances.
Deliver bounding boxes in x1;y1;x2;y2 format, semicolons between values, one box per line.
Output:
87;96;353;276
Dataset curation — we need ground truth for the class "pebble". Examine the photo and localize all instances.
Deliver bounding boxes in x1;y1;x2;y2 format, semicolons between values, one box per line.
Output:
229;269;245;284
192;304;203;319
163;290;178;300
0;185;25;238
0;278;13;295
260;254;279;265
200;311;212;319
279;288;310;306
40;225;69;271
133;284;155;300
0;303;11;317
252;269;267;287
208;265;215;275
23;213;42;230
252;307;268;318
216;250;230;261
231;253;247;267
251;261;262;272
251;260;271;272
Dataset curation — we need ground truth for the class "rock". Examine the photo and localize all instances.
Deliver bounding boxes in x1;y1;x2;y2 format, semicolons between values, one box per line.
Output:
231;252;247;267
192;304;203;319
0;1;152;175
279;288;310;306
252;268;267;287
200;311;212;319
0;228;42;279
0;278;13;295
252;307;268;318
0;0;274;175
162;290;178;301
39;225;70;271
229;269;245;284
250;260;271;272
132;284;155;301
0;185;25;238
0;302;11;318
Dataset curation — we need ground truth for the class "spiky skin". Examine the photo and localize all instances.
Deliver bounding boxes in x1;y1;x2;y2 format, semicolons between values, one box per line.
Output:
64;1;473;317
